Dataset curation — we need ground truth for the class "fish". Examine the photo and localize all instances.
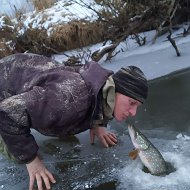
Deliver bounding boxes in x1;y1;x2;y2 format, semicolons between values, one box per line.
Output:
128;124;167;175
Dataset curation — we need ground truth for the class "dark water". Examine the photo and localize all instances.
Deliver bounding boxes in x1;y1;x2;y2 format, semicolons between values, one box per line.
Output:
135;67;190;133
0;67;190;190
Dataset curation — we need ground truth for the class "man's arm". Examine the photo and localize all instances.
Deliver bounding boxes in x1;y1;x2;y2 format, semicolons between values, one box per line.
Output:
0;92;56;190
0;93;38;163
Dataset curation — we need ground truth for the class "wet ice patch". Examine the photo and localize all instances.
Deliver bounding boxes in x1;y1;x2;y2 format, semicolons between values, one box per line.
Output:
118;135;190;190
0;164;28;190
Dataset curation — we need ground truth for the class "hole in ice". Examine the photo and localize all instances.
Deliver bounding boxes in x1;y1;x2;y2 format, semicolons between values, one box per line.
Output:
142;162;176;176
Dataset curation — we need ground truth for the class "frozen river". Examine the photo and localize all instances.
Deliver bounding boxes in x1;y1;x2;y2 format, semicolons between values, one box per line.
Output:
0;67;190;190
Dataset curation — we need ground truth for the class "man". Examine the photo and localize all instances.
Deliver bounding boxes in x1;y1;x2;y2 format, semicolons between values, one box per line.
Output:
0;53;148;190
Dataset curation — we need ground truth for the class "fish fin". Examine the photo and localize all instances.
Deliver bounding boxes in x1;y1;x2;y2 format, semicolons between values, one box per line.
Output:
128;149;138;160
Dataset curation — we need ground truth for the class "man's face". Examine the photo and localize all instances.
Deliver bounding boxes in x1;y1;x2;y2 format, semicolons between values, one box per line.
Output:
113;93;141;122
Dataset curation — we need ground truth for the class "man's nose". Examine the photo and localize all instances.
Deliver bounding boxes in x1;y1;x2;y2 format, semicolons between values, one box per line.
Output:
129;106;137;117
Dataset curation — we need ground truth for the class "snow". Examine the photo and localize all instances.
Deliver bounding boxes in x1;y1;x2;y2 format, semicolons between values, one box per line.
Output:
1;1;190;190
176;133;190;140
0;16;5;28
2;0;102;35
0;16;14;29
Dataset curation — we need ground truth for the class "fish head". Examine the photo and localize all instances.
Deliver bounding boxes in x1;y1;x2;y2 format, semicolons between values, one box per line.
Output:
128;124;150;150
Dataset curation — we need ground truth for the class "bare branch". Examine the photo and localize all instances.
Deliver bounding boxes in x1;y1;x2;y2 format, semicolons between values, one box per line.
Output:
131;34;146;46
91;43;118;62
152;0;180;44
167;29;180;56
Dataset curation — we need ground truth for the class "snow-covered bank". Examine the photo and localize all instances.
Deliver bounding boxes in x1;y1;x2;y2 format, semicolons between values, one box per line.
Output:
55;24;190;80
0;0;34;17
19;0;101;35
103;40;190;81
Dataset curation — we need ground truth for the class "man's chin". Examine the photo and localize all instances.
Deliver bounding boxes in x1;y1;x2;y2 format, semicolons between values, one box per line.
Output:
115;117;123;122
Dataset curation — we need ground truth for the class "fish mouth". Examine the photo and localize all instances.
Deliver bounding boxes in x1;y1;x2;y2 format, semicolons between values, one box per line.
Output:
128;124;136;139
128;124;140;149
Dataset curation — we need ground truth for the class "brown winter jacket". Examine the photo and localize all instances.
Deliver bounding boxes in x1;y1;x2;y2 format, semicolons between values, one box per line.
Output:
0;53;113;163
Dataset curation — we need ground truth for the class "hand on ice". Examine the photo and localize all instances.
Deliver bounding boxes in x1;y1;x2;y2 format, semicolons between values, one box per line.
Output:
26;156;56;190
90;127;117;148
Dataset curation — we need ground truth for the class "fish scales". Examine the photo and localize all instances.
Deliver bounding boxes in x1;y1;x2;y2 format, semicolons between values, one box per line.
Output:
128;124;167;175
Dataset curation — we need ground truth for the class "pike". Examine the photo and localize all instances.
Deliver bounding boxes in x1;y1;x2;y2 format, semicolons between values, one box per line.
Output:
128;124;167;175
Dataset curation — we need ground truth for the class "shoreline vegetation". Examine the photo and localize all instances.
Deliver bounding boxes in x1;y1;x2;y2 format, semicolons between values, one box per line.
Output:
0;0;190;63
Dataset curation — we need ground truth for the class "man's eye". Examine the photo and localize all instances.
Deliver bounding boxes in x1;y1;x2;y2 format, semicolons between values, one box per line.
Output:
130;101;136;105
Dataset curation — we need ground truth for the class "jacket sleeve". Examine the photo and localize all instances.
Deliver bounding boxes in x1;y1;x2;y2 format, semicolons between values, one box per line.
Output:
0;92;39;164
91;90;108;128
